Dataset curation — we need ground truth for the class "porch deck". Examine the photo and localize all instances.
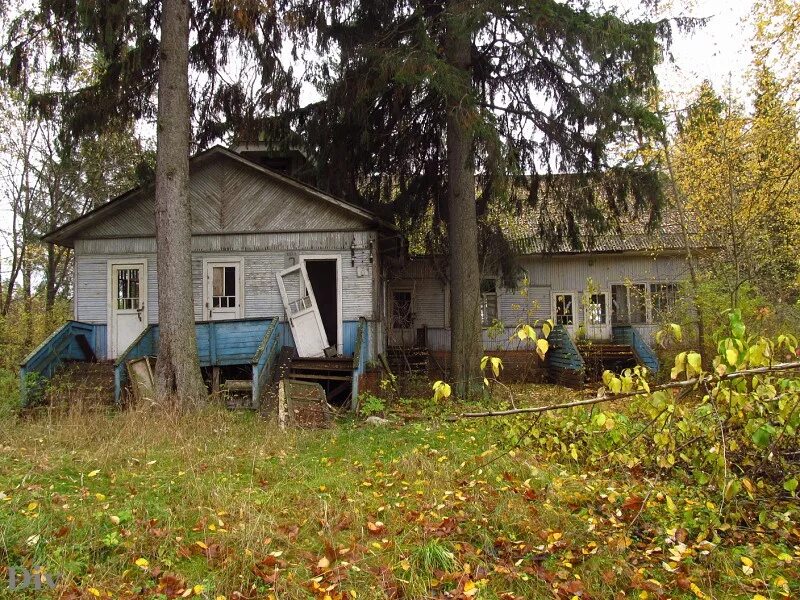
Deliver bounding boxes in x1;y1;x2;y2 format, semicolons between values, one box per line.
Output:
19;316;370;409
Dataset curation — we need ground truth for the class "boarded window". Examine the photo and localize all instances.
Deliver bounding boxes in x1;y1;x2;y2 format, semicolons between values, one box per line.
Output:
555;293;574;325
480;279;498;326
212;266;237;308
116;268;140;310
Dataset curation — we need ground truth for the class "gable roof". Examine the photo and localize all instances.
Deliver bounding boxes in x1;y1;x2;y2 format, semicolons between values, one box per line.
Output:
44;145;394;247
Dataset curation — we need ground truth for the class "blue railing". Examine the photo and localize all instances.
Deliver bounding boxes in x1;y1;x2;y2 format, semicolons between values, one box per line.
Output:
251;317;281;407
612;325;660;373
350;317;369;410
545;324;586;385
113;317;281;405
113;325;158;404
19;321;101;406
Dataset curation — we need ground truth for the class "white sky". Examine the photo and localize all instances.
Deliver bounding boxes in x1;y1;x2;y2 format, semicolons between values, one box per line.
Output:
654;0;756;100
0;0;762;269
291;1;759;107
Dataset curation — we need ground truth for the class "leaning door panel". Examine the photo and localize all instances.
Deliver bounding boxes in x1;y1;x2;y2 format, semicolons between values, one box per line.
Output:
276;264;328;357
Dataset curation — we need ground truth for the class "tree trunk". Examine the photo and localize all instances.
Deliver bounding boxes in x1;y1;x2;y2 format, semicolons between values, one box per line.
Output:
444;4;483;398
22;259;33;351
45;242;57;314
153;0;207;403
660;132;708;361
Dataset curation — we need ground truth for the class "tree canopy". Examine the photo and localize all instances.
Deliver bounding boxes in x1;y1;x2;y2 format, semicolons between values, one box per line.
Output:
278;0;675;274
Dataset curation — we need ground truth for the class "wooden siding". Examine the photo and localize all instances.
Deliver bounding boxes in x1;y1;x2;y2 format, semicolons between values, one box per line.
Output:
76;156;369;240
74;231;377;338
390;253;689;349
523;254;689;290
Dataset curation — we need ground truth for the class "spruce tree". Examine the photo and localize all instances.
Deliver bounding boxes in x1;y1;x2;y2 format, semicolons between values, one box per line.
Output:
283;0;672;396
3;0;296;401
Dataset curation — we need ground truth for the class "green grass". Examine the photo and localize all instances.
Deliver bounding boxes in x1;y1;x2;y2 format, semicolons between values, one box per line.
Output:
0;391;797;599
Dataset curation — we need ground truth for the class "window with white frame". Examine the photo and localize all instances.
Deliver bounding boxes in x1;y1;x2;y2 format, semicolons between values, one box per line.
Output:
587;293;607;325
650;283;679;322
612;283;647;325
211;265;238;308
554;293;575;325
480;279;498;326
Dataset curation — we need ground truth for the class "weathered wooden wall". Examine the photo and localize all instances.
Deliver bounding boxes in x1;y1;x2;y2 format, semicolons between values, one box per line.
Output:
389;252;691;349
77;155;372;239
75;231;377;323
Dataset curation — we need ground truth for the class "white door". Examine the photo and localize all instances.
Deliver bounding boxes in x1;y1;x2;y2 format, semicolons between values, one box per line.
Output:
585;291;611;340
276;264;328;357
110;261;147;358
204;260;242;320
552;291;578;338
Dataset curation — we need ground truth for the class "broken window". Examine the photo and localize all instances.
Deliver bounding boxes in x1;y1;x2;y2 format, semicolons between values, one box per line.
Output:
587;293;607;325
116;268;140;310
392;290;413;328
212;266;237;308
612;284;647;324
650;283;679;322
555;293;574;325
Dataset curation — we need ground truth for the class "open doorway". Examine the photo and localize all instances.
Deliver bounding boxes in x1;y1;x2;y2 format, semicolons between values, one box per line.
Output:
304;258;339;349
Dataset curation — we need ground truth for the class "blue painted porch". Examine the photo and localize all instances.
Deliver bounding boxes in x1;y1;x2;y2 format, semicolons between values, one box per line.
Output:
545;324;660;387
20;318;370;408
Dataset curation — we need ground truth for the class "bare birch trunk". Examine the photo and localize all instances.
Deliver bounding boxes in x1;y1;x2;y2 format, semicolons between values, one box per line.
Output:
445;3;483;398
22;259;33;351
154;0;207;403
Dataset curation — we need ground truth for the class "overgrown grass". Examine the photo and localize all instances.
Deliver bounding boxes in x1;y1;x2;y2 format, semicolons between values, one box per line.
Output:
0;391;797;599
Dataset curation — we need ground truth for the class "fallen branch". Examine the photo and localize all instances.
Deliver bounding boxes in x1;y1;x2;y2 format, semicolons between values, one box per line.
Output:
447;361;800;420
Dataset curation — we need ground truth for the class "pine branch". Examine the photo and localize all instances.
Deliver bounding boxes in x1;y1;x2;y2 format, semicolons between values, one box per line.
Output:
447;362;800;420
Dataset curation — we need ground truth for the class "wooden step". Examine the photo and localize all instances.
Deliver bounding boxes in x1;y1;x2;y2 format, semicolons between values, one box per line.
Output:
288;372;352;382
290;358;353;371
222;379;252;391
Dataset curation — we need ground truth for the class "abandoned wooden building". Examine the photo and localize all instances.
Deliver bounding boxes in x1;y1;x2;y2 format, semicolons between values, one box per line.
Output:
20;144;699;406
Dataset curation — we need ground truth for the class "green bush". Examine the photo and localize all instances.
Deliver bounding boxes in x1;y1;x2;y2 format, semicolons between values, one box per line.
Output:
0;367;21;419
358;393;386;417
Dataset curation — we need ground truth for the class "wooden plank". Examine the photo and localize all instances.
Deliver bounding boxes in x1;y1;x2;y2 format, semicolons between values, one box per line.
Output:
209;322;218;365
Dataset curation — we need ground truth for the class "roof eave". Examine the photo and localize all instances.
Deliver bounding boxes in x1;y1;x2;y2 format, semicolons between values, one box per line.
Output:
42;145;396;246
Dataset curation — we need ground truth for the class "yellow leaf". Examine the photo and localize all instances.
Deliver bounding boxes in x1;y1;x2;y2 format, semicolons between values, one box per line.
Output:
196;541;208;549
318;556;330;569
135;558;149;569
87;470;100;478
689;582;710;599
88;588;101;597
26;502;38;511
726;347;738;365
740;556;753;567
536;338;549;360
193;584;205;595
